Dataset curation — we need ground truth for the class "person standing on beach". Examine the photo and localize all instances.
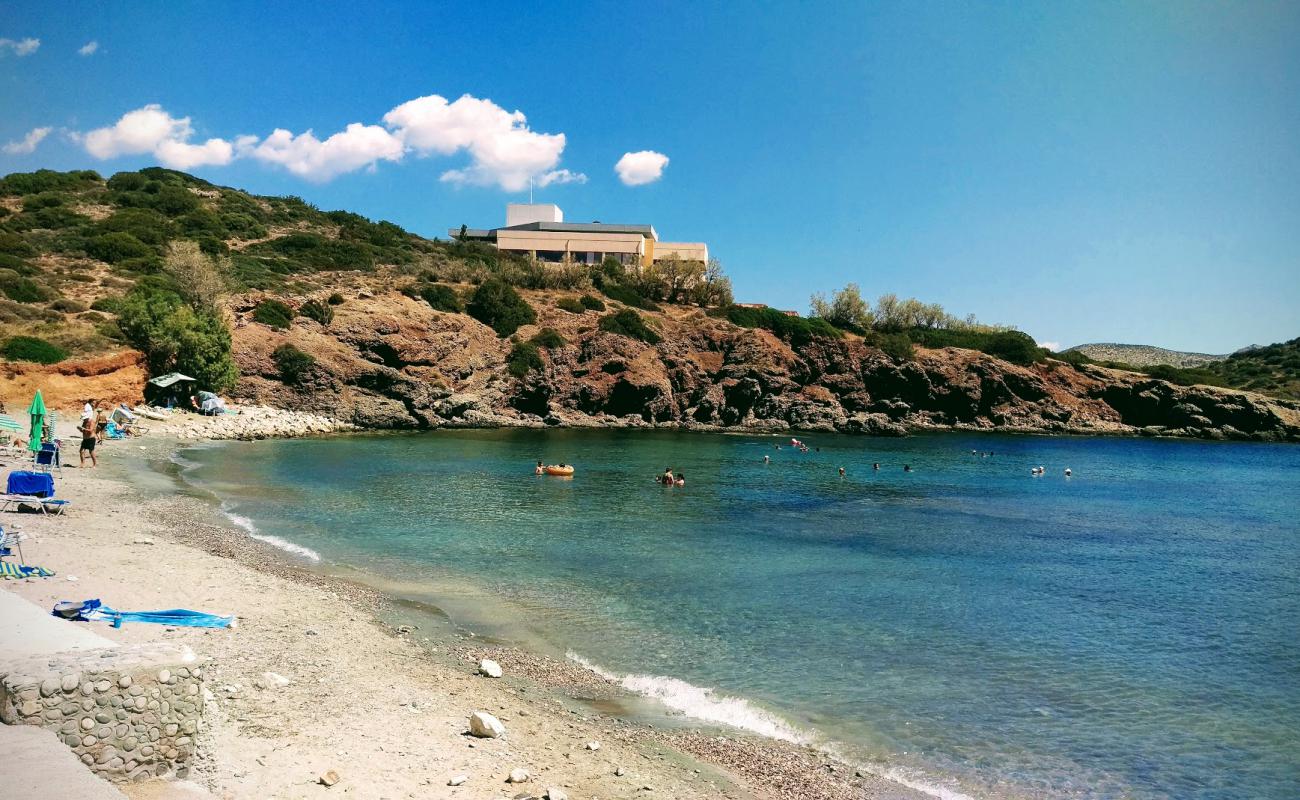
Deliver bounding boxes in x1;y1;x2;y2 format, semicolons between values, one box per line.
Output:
79;413;97;468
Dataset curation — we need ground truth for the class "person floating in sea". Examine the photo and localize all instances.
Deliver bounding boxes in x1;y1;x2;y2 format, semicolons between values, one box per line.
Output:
675;473;685;487
838;467;845;478
661;467;675;486
873;462;880;470
764;455;770;464
1064;468;1072;477
535;461;544;475
903;464;912;472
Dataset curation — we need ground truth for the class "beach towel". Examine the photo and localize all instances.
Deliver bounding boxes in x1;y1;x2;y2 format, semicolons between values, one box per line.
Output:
54;598;235;629
0;562;54;579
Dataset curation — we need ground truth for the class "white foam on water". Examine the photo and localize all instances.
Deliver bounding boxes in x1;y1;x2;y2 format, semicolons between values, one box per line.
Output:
567;651;977;800
222;510;321;562
566;651;809;744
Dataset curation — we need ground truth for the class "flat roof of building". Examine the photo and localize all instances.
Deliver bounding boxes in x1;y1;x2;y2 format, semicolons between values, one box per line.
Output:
500;221;658;238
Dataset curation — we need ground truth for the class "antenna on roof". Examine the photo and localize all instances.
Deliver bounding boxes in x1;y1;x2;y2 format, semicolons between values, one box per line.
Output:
529;178;534;204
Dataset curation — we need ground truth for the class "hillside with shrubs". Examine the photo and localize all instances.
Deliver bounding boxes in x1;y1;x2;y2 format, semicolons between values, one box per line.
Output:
1;168;1297;441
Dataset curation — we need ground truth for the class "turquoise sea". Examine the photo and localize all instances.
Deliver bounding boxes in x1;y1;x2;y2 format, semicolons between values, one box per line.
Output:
176;430;1300;799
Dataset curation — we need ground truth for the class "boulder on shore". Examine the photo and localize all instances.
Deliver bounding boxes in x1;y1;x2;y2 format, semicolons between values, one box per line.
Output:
468;711;505;738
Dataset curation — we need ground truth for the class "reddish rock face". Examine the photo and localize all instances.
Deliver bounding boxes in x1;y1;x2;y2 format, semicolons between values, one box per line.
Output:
224;290;1300;442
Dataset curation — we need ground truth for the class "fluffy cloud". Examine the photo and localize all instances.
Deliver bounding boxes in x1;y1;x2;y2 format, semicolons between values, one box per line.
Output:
2;126;52;155
240;124;404;182
0;37;40;57
386;94;579;191
615;150;669;186
1037;341;1061;352
78;41;99;56
81;104;233;168
72;92;587;188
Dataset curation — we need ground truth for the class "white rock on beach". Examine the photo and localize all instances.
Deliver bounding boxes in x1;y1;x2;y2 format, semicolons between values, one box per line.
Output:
506;767;529;783
545;788;569;800
478;658;503;678
447;774;467;786
468;710;505;738
255;671;291;690
585;740;601;751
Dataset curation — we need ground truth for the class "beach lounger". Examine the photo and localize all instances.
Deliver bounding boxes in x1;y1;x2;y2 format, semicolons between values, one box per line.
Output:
0;528;28;561
33;443;62;475
0;494;70;515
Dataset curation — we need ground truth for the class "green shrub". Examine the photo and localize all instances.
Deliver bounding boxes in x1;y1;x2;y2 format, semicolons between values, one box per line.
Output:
556;297;585;314
153;185;200;216
116;284;238;391
529;327;566;349
327;292;345;305
0;271;49;303
299;299;334;326
99;208;173;246
419;283;463;313
21;192;64;211
466;279;536;336
90;296;125;313
906;327;1044;366
252;299;295;330
579;294;606;311
719;305;841;346
50;298;87;313
113;256;164;275
871;332;914;361
2;335;68;364
87;232;154;263
273;343;316;384
599;309;661;344
0;169;100;196
106;171;148;193
506;341;543;378
601;283;661;311
0;232;35;257
0;254;33;274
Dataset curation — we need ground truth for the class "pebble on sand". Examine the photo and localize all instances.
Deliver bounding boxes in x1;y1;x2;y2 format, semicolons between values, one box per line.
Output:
468;711;506;738
318;769;340;786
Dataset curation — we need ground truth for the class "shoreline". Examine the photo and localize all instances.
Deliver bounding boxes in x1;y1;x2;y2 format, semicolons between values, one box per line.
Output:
2;425;940;800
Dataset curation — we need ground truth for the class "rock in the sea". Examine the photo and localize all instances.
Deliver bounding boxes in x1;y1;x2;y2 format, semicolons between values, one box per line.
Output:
468;711;505;738
507;767;530;783
479;658;503;678
448;774;468;786
545;788;569;800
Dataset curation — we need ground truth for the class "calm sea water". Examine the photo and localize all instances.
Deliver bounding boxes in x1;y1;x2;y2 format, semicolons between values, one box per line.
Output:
176;430;1300;799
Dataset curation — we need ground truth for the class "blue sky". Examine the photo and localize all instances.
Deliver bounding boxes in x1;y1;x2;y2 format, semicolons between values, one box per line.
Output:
2;1;1297;353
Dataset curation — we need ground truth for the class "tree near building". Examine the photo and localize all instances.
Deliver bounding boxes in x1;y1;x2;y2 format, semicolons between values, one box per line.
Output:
809;283;873;332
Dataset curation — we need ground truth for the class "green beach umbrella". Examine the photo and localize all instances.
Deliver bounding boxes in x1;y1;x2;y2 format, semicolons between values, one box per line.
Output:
0;413;22;433
27;390;46;453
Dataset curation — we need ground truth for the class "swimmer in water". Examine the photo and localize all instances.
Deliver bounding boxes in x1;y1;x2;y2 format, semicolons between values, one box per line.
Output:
764;455;770;464
675;473;685;487
838;467;845;477
903;464;912;472
535;460;544;475
873;462;880;470
1064;468;1072;477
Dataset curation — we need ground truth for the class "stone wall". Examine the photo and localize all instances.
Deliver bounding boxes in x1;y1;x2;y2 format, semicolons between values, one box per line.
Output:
0;642;205;782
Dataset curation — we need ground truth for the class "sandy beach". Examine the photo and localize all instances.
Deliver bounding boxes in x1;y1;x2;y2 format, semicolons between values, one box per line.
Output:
0;421;928;800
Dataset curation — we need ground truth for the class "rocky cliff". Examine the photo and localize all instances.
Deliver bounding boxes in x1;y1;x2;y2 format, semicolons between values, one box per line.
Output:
226;289;1300;443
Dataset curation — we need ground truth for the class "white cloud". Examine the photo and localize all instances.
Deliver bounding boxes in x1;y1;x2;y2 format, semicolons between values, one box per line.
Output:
78;41;99;56
80;104;233;168
615;150;669;186
243;124;404;182
386;93;580;191
0;37;40;57
73;92;584;187
2;126;52;155
1037;341;1061;352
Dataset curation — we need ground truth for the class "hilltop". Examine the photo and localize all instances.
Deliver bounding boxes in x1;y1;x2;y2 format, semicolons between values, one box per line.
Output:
1063;343;1227;368
1;167;1298;442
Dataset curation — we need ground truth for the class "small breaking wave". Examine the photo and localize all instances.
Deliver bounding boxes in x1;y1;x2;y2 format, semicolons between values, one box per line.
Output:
566;651;809;744
567;651;976;800
222;510;321;562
